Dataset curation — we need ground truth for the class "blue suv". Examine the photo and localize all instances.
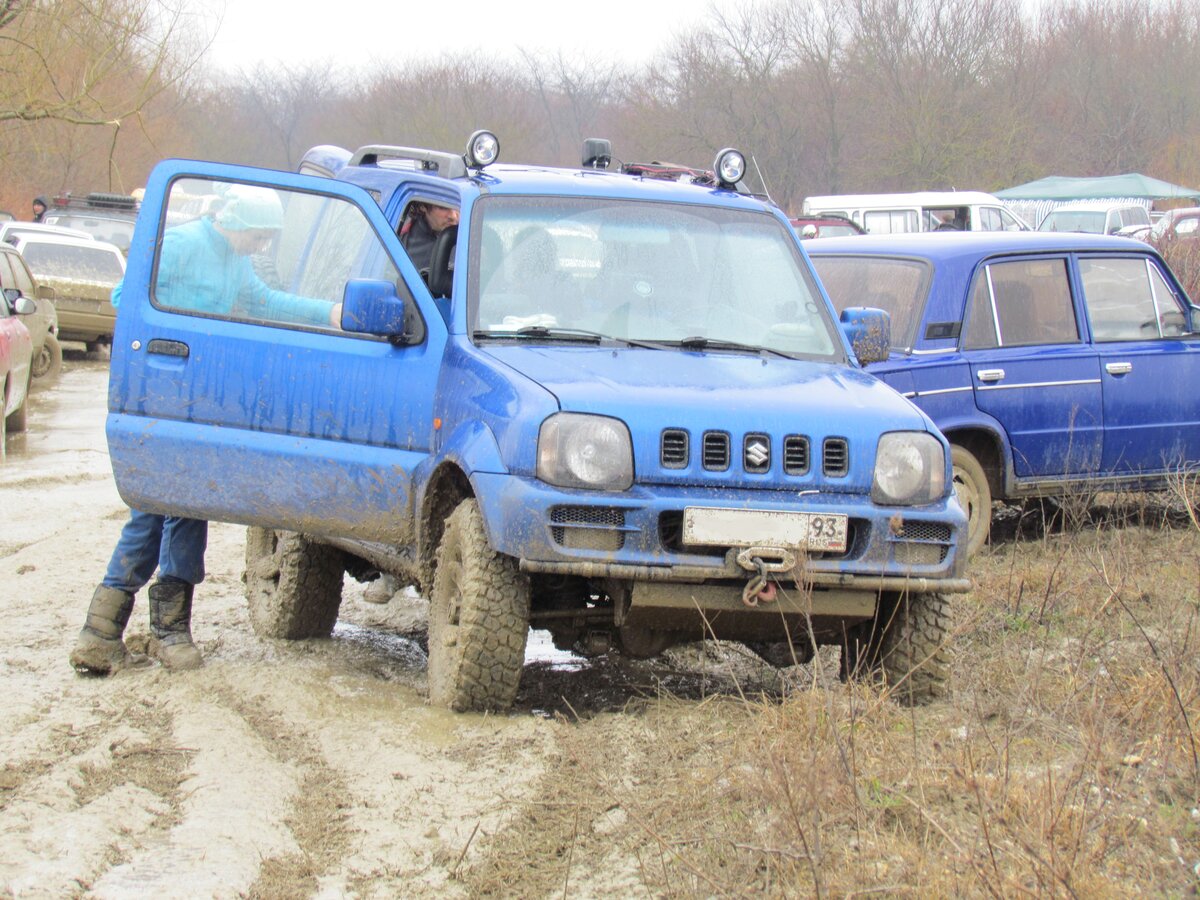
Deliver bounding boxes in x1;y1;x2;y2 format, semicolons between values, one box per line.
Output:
809;231;1199;556
107;133;968;710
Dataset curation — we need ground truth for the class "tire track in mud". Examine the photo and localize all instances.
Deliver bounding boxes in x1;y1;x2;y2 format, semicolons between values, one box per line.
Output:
0;690;189;898
208;682;356;899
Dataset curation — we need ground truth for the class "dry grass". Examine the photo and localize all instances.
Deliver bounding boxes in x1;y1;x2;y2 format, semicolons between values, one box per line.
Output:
468;497;1200;896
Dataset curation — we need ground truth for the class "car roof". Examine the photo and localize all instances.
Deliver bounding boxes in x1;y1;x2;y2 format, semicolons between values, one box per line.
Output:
806;230;1154;262
12;233;124;254
343;160;772;212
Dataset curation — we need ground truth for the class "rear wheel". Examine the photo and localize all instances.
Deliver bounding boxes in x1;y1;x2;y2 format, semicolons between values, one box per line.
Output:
841;591;951;706
244;527;345;639
951;445;991;557
32;333;62;381
428;499;530;711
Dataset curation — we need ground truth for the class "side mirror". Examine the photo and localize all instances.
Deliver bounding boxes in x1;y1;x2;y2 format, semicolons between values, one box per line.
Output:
13;295;37;315
37;283;56;301
840;306;891;365
340;279;424;345
2;287;19;306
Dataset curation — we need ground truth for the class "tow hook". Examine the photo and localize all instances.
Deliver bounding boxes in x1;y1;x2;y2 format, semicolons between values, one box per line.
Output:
737;546;795;607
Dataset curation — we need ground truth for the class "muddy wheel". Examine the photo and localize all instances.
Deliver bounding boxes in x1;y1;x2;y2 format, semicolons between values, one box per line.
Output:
244;527;345;639
5;371;30;433
842;591;951;706
952;445;991;557
32;333;62;381
428;499;530;712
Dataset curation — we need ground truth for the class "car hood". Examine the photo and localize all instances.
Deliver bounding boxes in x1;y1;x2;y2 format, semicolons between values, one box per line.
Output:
482;344;933;490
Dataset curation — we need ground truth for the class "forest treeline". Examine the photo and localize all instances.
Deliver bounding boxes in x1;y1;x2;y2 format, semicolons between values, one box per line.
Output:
1;0;1198;217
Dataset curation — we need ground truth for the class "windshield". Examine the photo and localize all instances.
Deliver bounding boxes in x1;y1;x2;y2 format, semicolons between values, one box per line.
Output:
1039;210;1106;233
20;243;124;282
470;197;840;359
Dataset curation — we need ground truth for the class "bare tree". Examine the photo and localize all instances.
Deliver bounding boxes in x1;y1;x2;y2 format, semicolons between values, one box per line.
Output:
0;0;205;127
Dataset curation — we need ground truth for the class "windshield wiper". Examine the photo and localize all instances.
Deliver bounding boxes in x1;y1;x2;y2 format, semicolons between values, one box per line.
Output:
474;326;666;350
676;336;795;359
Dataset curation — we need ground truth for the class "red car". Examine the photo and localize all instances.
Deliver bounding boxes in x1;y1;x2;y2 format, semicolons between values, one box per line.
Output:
1;286;35;449
791;214;866;239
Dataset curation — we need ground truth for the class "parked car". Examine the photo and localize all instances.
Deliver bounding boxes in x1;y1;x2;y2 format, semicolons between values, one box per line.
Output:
0;244;60;381
809;231;1198;555
106;133;970;710
0;221;93;246
791;214;866;239
1037;202;1151;235
1;285;36;448
41;191;140;255
802;191;1031;235
11;235;124;353
1149;207;1200;246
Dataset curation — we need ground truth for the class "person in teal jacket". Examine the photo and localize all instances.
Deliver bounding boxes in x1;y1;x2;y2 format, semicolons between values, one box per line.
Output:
155;185;341;327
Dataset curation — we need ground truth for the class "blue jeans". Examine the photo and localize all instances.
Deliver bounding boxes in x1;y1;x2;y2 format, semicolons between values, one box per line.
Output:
101;509;208;594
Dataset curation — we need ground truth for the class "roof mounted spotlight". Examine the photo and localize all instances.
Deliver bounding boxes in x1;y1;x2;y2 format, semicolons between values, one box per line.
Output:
713;148;746;189
464;130;500;169
582;138;611;170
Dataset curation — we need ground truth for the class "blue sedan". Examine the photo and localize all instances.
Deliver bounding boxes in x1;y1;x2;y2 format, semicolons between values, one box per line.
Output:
810;231;1200;555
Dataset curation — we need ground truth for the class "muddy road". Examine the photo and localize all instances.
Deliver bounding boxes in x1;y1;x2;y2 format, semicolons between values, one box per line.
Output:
0;358;793;898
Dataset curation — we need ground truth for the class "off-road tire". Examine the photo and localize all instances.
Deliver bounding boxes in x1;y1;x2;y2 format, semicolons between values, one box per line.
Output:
842;591;951;706
32;333;62;381
244;527;345;639
428;499;530;712
951;445;991;557
5;371;30;433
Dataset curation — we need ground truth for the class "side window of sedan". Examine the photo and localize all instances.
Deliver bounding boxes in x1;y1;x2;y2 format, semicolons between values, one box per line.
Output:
963;258;1078;349
1080;257;1186;341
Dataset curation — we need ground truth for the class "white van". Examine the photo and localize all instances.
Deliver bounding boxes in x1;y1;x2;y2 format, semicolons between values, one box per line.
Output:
801;191;1030;235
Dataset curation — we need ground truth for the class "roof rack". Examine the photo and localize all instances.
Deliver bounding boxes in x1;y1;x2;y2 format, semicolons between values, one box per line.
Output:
50;191;139;211
348;145;467;180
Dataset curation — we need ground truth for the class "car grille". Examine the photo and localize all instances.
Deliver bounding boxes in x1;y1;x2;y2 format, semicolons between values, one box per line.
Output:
660;429;847;478
550;505;625;551
890;520;953;565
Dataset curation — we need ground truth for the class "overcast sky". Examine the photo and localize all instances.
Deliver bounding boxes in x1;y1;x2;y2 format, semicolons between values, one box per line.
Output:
201;0;703;72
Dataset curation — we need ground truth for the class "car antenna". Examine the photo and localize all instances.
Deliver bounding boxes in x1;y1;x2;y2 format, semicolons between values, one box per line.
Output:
751;155;774;205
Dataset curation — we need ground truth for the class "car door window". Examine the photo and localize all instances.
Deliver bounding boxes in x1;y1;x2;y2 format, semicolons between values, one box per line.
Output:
1080;256;1185;341
863;209;918;234
963;258;1077;349
155;178;403;333
8;254;35;296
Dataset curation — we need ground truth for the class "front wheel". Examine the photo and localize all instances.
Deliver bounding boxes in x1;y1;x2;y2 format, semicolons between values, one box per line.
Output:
842;591;952;706
32;333;62;381
951;445;992;557
5;371;30;434
244;527;345;639
428;499;530;712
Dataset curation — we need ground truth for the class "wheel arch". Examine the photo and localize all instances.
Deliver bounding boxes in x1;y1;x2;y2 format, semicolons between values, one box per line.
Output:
942;425;1008;501
416;461;474;594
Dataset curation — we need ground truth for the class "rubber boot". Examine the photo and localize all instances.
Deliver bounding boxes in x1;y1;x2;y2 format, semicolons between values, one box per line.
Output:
148;580;203;671
70;585;137;675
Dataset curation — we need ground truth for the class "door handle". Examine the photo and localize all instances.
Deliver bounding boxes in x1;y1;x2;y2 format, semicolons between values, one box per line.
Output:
1105;361;1133;375
976;368;1005;382
146;338;190;359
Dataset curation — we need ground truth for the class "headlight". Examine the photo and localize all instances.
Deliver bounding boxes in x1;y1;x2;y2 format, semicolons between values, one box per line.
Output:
872;432;945;505
537;413;634;491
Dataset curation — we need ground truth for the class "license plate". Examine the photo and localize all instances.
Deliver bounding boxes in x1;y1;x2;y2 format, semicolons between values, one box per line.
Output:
682;507;848;553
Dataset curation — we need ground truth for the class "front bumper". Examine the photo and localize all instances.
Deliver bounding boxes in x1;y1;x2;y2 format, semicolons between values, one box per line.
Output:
471;473;969;593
